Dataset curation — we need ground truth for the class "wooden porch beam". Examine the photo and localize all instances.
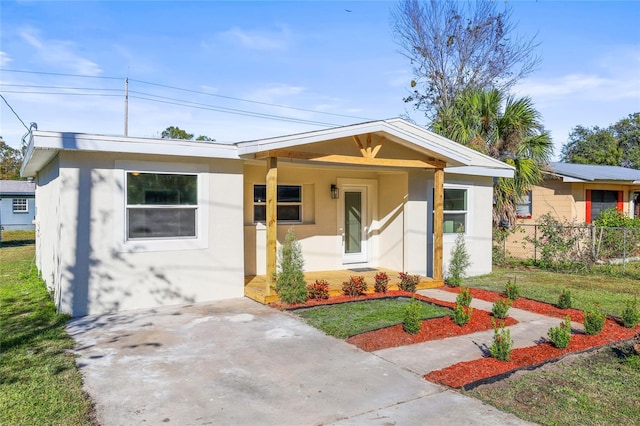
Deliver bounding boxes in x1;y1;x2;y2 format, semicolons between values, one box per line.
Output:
254;149;446;169
433;168;444;282
266;157;278;295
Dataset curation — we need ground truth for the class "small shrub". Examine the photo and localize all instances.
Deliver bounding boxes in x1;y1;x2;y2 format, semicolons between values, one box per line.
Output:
583;304;606;335
398;272;420;292
306;279;329;300
456;287;473;307
342;275;368;297
374;272;389;293
492;298;511;319
504;278;520;300
558;289;572;309
547;316;572;349
447;231;471;287
403;297;423;334
621;298;640;328
489;320;513;361
275;229;307;304
452;304;473;326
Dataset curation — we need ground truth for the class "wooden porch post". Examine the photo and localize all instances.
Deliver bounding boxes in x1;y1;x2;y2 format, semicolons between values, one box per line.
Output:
266;157;278;295
433;168;444;281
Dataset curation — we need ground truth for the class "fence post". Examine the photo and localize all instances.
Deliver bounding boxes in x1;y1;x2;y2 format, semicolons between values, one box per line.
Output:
533;224;537;263
591;225;596;259
623;227;627;274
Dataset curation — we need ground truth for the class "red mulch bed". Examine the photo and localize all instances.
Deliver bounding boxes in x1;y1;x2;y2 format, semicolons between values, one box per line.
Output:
271;288;639;389
426;318;639;389
346;310;517;352
442;286;586;321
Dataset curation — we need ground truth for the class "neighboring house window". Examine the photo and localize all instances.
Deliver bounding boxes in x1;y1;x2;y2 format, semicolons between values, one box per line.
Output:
586;190;622;223
12;198;28;213
443;188;467;233
126;172;198;239
516;192;532;218
253;184;302;223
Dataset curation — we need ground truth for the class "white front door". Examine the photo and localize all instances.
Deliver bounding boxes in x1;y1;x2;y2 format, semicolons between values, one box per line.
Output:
342;186;368;264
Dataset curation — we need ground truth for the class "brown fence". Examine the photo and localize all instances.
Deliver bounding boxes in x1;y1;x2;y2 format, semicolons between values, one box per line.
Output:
495;224;640;270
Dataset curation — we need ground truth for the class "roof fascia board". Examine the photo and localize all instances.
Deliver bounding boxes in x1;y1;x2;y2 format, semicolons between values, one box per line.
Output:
29;131;240;159
444;165;514;178
237;120;474;166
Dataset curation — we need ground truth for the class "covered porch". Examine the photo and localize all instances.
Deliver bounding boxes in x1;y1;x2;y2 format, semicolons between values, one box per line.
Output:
244;268;443;304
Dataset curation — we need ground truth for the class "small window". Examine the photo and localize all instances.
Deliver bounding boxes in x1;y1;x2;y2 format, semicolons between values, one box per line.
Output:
443;188;467;233
253;184;302;223
126;172;198;239
12;198;28;213
516;192;532;218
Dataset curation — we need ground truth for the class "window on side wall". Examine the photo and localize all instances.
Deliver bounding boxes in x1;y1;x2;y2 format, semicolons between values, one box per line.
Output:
588;190;621;222
443;188;467;233
253;184;302;223
12;198;28;213
516;191;532;219
126;172;198;239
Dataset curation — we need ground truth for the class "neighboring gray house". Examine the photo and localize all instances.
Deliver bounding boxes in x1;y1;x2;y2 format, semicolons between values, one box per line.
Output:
0;180;36;231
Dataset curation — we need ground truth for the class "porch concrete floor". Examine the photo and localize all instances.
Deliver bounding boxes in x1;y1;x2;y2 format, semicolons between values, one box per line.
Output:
244;268;444;303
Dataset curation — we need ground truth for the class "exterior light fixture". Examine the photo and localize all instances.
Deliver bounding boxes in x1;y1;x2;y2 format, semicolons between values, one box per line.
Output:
331;184;339;199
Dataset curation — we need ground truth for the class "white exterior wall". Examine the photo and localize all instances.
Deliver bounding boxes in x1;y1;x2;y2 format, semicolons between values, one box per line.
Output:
37;151;244;317
437;173;494;278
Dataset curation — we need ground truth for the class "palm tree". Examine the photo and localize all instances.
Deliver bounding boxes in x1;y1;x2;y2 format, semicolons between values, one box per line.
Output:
432;88;553;226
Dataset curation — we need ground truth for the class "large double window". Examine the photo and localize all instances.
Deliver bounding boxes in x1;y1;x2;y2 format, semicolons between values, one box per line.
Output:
126;172;198;239
253;184;302;223
588;190;621;223
443;188;467;233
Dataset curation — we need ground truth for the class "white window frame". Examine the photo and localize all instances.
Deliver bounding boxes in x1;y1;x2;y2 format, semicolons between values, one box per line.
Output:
12;198;28;213
443;185;468;235
253;184;303;224
516;191;532;219
114;160;209;253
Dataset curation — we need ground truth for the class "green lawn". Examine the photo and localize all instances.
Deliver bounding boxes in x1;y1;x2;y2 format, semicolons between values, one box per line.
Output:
0;237;95;425
292;298;451;338
464;266;640;317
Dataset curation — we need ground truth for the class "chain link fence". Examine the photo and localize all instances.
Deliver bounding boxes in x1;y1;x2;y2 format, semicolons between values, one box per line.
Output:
495;224;640;272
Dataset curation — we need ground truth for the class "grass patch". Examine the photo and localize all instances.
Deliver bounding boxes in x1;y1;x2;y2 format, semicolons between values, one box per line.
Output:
464;266;640;317
293;298;451;338
0;243;95;425
467;343;640;425
0;230;35;247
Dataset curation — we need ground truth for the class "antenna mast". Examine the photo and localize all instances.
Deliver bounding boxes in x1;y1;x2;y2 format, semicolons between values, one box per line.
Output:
124;77;129;136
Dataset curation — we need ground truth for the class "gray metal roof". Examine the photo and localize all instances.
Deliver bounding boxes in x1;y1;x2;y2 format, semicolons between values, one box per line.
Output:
548;162;640;182
0;180;35;194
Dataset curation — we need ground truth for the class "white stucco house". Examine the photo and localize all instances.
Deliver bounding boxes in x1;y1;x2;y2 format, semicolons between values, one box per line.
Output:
21;119;513;317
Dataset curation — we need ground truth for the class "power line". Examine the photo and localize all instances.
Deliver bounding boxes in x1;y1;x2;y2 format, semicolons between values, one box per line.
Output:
0;83;122;92
1;68;374;122
1;68;122;80
129;78;372;121
0;93;29;131
0;90;122;97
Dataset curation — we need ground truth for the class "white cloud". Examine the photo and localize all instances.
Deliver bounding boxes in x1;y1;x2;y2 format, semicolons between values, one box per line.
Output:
219;25;291;51
0;51;12;66
19;26;102;76
247;84;306;103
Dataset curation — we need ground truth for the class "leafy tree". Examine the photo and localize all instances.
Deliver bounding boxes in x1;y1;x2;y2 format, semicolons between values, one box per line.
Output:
160;126;215;142
0;139;23;180
161;126;194;140
433;88;553;226
560;126;622;166
561;113;640;168
392;0;539;119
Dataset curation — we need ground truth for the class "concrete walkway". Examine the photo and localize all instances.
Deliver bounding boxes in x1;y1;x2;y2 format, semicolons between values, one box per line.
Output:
372;289;580;376
67;296;536;425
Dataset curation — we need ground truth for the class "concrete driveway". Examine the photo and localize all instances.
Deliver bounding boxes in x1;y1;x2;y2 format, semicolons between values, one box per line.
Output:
67;298;533;425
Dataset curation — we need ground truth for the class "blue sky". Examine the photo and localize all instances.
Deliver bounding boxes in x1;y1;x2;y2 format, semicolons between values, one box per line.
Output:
1;1;639;160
